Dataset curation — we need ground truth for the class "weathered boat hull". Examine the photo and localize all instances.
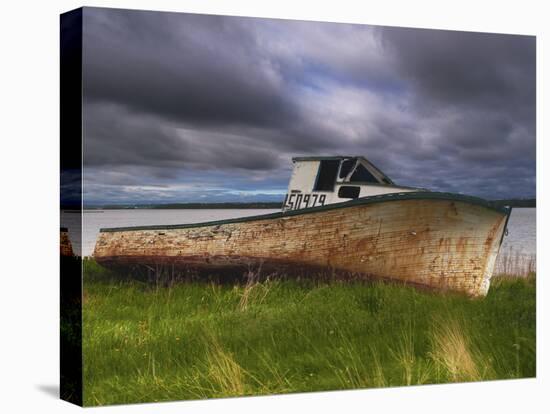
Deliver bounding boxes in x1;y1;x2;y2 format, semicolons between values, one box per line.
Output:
60;227;75;257
94;192;510;297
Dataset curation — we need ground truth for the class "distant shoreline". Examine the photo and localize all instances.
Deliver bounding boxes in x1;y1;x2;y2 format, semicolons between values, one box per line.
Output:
81;202;283;210
490;199;536;208
61;198;536;211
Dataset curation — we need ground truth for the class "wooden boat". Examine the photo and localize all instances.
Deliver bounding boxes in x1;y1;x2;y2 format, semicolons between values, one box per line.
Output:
94;156;511;297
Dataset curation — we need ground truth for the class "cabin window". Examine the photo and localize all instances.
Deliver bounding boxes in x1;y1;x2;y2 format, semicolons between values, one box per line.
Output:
350;164;379;183
338;186;360;199
313;160;340;192
339;158;356;179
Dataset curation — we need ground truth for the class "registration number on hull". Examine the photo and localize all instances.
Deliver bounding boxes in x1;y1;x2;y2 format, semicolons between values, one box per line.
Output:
283;193;326;211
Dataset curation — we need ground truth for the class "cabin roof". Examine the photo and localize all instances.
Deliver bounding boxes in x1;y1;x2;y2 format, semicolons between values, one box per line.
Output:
292;155;395;185
292;155;363;162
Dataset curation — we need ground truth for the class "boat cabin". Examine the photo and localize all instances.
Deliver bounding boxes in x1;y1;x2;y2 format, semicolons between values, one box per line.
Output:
282;156;420;212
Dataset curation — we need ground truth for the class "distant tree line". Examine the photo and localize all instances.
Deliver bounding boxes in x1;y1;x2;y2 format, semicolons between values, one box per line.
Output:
84;202;283;210
489;199;536;208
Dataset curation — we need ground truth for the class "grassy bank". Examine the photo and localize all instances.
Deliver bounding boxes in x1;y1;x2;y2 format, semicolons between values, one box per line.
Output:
82;260;536;406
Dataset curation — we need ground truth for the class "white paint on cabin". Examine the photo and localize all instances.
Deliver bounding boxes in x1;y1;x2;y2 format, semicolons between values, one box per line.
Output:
282;156;422;212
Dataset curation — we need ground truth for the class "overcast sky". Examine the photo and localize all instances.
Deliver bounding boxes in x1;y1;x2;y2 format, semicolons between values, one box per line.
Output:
81;7;535;204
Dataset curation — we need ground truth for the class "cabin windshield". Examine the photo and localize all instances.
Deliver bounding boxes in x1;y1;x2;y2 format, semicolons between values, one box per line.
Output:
349;163;379;183
339;158;356;179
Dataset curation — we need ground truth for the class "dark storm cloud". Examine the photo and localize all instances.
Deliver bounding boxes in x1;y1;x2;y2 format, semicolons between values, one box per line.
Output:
83;9;298;128
371;28;535;199
82;7;535;204
380;28;535;111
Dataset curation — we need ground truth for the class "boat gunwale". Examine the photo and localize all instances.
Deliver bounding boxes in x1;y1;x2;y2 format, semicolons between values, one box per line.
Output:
99;191;510;233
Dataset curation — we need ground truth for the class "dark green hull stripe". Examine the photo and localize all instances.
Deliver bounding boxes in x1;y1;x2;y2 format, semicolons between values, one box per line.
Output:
100;191;510;233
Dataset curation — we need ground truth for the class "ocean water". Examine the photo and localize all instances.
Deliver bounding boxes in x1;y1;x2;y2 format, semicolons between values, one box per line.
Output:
499;208;536;256
61;208;536;274
495;208;536;275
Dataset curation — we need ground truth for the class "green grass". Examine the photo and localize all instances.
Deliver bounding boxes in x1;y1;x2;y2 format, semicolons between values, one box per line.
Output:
82;259;536;406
